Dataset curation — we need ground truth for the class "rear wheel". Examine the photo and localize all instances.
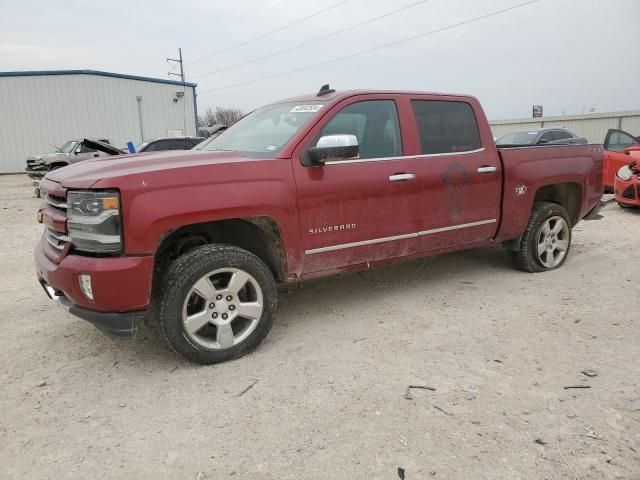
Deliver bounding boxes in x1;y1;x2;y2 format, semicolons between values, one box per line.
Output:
510;201;572;272
158;244;278;364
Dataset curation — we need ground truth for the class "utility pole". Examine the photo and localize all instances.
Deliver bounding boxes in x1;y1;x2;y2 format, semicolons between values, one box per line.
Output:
167;48;185;83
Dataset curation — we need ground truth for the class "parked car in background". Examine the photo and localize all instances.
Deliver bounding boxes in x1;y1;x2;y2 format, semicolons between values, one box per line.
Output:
197;124;227;139
602;128;640;192
26;138;111;180
496;128;587;146
27;138;119;197
193;126;228;150
135;136;204;153
35;88;603;364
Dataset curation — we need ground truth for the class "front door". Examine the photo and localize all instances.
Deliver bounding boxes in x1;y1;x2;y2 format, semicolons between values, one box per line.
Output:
291;97;419;275
603;129;639;189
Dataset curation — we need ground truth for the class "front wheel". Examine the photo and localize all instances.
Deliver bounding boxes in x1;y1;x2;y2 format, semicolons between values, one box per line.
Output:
158;244;278;364
510;201;572;272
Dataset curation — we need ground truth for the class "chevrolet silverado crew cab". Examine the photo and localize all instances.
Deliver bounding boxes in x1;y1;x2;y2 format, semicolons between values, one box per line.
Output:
35;87;604;364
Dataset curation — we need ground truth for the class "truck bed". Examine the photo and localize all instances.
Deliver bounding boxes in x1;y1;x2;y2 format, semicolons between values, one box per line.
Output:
496;144;603;242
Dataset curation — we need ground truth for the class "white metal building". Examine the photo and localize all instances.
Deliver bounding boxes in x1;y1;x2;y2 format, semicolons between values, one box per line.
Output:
0;70;198;173
490;110;640;143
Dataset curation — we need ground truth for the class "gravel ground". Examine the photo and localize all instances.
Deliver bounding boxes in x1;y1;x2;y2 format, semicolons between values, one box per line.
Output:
1;174;639;480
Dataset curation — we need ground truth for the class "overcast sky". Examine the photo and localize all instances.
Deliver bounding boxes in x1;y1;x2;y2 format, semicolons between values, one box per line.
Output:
2;0;639;120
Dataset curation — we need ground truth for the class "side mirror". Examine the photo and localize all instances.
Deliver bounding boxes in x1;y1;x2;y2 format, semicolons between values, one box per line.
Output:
538;138;550;144
307;134;359;165
74;146;82;155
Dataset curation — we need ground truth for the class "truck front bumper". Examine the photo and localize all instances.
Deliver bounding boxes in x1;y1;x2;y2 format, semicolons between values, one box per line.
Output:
34;238;154;338
39;279;145;338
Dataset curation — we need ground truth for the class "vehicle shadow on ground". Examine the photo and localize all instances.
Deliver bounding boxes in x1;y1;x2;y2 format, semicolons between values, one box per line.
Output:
275;245;512;323
114;245;513;366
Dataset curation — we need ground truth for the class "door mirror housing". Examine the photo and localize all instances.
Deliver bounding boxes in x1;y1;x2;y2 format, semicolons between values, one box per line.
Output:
306;134;359;165
537;138;550;144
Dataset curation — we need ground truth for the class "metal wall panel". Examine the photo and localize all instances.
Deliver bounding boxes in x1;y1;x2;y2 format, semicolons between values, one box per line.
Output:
490;111;640;144
0;73;196;173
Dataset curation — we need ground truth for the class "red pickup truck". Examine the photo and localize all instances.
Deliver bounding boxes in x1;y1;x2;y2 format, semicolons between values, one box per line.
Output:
35;88;603;364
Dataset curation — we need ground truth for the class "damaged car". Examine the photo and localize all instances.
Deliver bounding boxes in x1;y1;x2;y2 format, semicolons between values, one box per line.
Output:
27;138;123;196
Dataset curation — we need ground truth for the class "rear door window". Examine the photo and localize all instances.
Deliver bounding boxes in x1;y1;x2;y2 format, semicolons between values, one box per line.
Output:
538;131;555;143
552;130;573;141
411;100;481;154
169;139;188;150
146;140;171;152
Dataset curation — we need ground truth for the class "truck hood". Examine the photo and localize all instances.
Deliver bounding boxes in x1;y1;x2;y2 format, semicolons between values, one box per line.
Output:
45;150;257;188
28;152;68;162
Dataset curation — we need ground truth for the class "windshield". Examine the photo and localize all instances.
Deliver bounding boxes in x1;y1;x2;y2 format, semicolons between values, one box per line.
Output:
496;131;539;145
136;141;150;152
59;140;78;153
201;102;325;157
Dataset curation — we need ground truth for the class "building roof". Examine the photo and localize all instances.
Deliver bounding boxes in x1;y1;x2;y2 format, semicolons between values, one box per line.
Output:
0;69;197;88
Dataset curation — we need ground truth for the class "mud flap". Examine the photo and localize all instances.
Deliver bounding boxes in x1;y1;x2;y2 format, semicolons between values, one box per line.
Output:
583;201;604;221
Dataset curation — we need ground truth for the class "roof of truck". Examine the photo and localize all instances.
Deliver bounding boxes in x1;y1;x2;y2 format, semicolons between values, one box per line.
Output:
271;89;476;105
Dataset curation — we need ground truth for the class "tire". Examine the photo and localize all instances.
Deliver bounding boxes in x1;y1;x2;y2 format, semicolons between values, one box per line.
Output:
157;244;278;364
510;201;572;273
617;202;636;209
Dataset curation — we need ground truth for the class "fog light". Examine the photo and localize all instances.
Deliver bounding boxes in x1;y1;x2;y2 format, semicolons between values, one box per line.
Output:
79;274;94;300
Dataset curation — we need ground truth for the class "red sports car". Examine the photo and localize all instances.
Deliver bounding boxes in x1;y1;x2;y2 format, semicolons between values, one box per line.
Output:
614;150;640;208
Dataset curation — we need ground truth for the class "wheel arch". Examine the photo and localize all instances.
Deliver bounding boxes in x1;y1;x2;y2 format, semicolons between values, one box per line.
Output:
47;162;70;170
153;216;287;289
532;182;582;225
502;182;581;251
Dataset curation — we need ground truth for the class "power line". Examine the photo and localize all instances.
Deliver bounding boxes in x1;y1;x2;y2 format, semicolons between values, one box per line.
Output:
191;0;431;80
191;0;278;44
186;0;355;66
198;0;539;95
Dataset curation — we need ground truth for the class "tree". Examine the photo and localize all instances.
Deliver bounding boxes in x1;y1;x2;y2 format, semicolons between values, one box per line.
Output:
198;106;243;127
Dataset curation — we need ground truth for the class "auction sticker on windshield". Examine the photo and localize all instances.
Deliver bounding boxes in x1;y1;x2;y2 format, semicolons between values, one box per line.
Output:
290;105;324;113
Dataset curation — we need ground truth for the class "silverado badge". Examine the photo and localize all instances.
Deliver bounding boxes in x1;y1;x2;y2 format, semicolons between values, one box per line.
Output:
309;224;357;235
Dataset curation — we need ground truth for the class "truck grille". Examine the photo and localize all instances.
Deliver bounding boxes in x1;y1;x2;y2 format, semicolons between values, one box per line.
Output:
46;229;70;251
622;185;635;200
39;180;70;261
45;193;68;210
26;159;46;171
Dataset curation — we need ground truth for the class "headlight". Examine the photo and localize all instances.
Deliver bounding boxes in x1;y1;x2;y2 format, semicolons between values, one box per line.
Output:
617;165;633;181
67;190;122;253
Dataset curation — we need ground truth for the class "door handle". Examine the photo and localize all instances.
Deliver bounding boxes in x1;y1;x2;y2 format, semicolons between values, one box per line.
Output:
389;173;415;182
477;166;497;173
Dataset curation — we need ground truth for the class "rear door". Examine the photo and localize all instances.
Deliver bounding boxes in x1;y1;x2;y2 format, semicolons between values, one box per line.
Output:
404;96;501;252
291;95;419;274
